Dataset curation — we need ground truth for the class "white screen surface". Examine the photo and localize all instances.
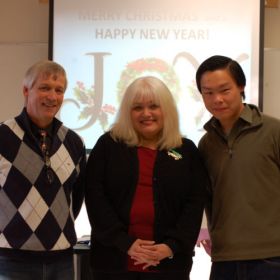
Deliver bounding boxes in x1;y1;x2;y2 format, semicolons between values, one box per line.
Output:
51;0;263;150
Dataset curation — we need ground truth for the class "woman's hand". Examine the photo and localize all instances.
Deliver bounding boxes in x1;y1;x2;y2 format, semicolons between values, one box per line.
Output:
128;239;160;269
128;240;173;270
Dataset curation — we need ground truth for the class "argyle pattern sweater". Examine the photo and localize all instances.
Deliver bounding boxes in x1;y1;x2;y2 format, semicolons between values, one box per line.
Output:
0;109;86;259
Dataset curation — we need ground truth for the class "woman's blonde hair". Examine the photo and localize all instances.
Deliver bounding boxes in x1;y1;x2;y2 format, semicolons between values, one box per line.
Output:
110;76;182;150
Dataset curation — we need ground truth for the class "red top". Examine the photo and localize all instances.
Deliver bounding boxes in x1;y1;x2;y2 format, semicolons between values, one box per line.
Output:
127;147;157;271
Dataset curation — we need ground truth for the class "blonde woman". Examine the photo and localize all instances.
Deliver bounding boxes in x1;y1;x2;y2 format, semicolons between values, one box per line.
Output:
85;76;208;280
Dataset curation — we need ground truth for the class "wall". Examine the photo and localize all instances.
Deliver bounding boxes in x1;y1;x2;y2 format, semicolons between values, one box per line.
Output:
263;48;280;118
0;0;49;121
263;5;280;117
264;3;280;48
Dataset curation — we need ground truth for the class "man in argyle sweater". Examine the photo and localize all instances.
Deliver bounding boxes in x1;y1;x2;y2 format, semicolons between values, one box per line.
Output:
0;60;86;280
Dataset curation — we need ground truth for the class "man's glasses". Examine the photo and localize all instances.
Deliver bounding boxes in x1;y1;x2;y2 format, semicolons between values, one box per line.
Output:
40;130;54;184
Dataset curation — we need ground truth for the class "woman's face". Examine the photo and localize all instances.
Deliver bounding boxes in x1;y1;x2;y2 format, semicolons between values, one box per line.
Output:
130;97;164;145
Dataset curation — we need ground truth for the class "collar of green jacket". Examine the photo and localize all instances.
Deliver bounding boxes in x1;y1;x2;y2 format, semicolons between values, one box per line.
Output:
203;103;263;133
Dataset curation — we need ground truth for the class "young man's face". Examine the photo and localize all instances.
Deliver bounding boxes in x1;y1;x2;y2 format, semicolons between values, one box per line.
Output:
23;73;66;128
200;69;244;130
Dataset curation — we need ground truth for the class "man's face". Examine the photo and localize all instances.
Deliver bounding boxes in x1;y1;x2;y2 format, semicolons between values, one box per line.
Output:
200;69;244;129
23;73;66;128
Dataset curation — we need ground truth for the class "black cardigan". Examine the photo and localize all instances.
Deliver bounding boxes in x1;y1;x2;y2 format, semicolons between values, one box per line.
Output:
85;132;208;272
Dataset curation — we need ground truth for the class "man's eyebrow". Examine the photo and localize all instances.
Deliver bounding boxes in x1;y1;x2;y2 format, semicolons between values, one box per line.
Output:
202;82;231;90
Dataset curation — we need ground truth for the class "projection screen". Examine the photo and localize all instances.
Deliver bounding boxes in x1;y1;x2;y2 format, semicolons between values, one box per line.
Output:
49;0;264;152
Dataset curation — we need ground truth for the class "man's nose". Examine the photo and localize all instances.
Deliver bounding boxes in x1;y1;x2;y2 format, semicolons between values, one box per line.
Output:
213;93;223;103
47;89;57;99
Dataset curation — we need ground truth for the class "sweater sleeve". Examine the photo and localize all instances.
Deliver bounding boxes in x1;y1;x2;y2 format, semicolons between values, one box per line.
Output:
85;134;136;253
72;146;87;219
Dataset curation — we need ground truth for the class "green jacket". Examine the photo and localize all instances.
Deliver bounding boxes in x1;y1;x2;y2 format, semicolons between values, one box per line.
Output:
199;104;280;261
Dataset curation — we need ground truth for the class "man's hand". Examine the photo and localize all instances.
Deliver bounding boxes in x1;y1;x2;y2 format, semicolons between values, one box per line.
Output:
196;228;211;255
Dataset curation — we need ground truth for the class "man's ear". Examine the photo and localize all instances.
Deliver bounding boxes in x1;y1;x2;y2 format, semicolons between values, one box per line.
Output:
23;86;29;98
239;85;245;97
22;86;29;107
